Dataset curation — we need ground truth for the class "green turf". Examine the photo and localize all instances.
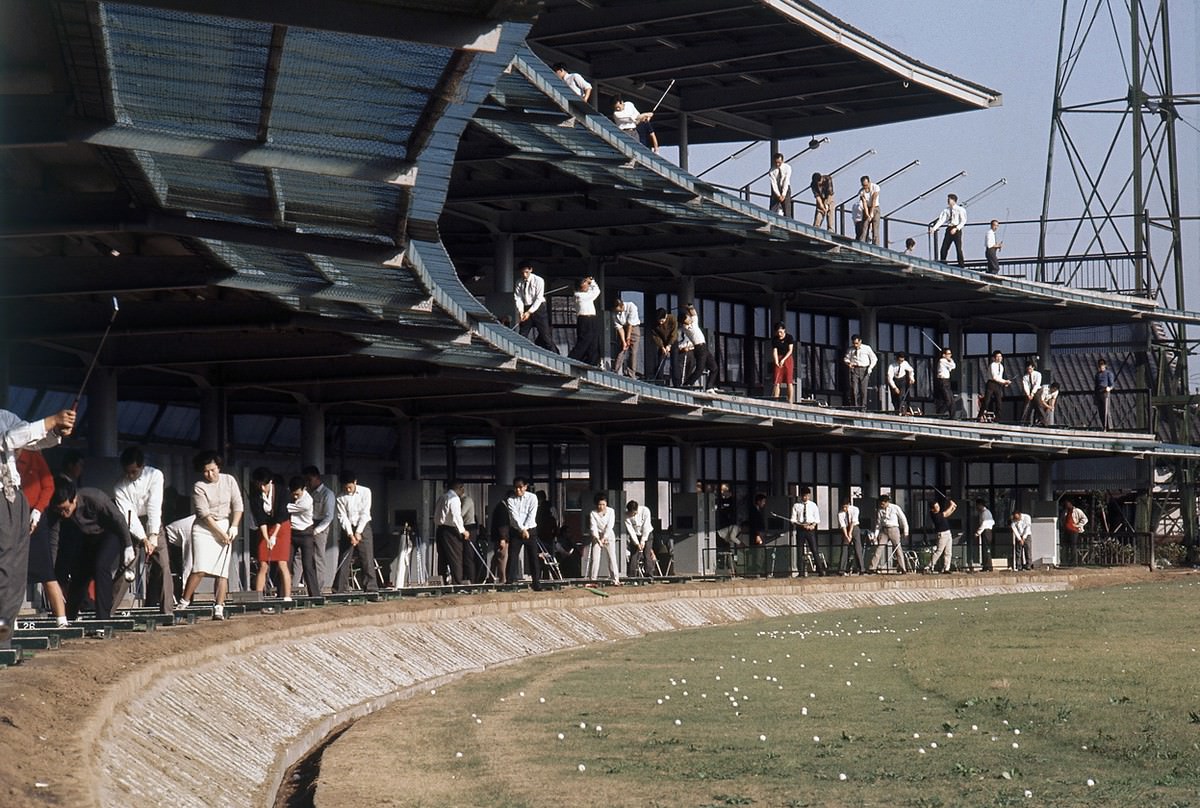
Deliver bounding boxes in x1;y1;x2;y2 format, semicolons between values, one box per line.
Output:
352;581;1200;807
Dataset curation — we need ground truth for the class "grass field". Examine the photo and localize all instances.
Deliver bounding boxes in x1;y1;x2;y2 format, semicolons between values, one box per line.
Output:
326;581;1200;807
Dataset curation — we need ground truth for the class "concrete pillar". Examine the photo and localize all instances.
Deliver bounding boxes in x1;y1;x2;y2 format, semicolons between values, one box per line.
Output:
1038;459;1054;501
588;436;606;492
396;416;420;481
677;112;689;172
490;233;516;323
300;404;325;471
679;442;697;493
495;428;516;486
857;307;878;348
645;445;660;516
200;387;225;455
86;368;119;458
861;451;880;502
1036;328;1053;383
679;277;696;307
770;446;787;497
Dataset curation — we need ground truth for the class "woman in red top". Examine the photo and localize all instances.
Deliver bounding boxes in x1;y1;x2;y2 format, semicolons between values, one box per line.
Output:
18;450;69;625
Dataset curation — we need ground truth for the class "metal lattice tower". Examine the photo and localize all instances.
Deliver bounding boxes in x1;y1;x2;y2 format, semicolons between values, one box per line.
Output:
1038;0;1198;556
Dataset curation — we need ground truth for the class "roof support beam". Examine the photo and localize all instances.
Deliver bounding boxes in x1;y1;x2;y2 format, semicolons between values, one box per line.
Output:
590;39;828;81
58;125;417;185
105;0;507;52
0;256;232;299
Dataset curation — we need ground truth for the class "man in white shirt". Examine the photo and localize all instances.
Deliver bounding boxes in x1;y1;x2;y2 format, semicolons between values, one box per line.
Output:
984;219;1003;273
612;297;642;379
836;499;865;575
935;347;957;417
843;334;878;411
930;193;968;267
980;349;1010;422
612;95;652;138
974;499;995;572
286;476;320;597
887;352;916;415
1036;382;1060;426
587;492;620;584
513;262;558;353
624;500;656;577
1;408;73;644
112;446;172;613
768;152;792;217
552;62;592;102
1010;508;1032;571
334;470;377;592
790;487;827;576
858;175;880;244
871;494;909;573
505;477;543;590
1019;360;1044;425
435;481;470;586
301;465;336;593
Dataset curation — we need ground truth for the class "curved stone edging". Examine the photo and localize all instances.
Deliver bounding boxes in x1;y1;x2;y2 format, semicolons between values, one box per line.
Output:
89;579;1068;807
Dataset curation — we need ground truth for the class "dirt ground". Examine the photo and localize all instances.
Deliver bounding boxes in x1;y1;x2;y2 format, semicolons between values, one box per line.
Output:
0;567;1174;807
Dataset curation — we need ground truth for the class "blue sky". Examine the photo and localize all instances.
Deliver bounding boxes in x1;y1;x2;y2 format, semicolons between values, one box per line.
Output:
677;0;1198;348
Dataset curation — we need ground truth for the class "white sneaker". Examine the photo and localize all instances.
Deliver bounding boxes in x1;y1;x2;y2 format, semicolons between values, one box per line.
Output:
282;596;293;602
177;599;190;610
56;616;69;627
213;604;225;621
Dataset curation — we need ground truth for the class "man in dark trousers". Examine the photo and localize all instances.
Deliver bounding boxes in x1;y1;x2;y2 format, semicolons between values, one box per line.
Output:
1;408;74;645
45;476;133;620
747;493;769;577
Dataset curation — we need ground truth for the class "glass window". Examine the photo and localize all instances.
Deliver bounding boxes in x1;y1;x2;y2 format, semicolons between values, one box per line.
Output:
153;405;201;442
117;400;159;438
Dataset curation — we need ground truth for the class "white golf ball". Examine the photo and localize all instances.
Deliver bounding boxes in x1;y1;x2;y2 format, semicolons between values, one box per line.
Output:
578;764;586;772
455;751;463;758
812;735;820;742
557;733;565;740
1024;790;1033;798
1087;779;1095;787
759;734;766;741
579;722;587;729
595;725;602;732
539;697;546;704
674;719;682;726
1012;742;1020;749
838;773;847;781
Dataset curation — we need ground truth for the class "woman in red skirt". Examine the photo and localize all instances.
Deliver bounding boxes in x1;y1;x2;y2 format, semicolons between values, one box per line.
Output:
249;467;292;600
772;321;796;403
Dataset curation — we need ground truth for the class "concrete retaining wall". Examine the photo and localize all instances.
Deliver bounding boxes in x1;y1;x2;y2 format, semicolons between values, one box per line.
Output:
88;577;1068;807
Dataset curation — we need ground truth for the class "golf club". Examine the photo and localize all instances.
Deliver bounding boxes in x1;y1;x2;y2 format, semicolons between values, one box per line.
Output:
650;79;675;113
73;296;120;411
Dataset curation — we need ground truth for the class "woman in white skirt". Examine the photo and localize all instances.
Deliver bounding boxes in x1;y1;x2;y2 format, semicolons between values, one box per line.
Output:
586;492;621;585
178;450;243;620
